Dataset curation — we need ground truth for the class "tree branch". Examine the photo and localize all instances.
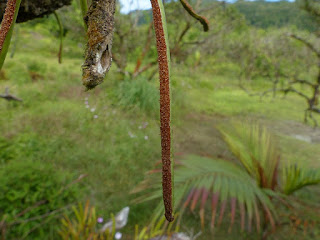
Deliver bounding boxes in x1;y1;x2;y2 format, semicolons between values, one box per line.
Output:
179;0;209;32
290;34;320;59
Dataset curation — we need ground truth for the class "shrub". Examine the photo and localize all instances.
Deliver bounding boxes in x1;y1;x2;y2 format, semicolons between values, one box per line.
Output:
0;160;82;239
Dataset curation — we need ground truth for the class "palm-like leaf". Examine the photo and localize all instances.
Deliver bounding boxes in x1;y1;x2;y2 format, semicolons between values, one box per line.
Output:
133;155;276;231
219;123;280;190
282;164;320;195
133;123;320;233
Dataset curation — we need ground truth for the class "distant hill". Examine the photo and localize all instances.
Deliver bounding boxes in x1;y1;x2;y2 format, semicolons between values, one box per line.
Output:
232;0;317;31
131;0;316;31
200;0;316;31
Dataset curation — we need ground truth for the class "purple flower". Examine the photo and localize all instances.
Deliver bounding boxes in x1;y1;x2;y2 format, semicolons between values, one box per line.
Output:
97;217;103;223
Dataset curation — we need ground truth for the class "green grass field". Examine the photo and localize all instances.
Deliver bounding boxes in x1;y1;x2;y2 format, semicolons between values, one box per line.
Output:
1;24;320;239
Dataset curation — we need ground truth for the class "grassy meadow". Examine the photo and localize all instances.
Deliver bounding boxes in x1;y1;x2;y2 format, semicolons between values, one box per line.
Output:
1;3;320;239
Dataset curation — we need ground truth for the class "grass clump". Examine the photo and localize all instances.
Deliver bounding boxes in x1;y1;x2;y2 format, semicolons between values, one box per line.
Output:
116;77;160;116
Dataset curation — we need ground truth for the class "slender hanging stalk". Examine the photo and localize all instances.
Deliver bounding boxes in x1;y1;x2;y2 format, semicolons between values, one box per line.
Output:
53;11;63;64
0;0;22;70
150;0;174;222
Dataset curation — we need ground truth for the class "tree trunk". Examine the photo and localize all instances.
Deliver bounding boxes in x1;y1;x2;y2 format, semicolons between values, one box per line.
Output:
0;0;72;23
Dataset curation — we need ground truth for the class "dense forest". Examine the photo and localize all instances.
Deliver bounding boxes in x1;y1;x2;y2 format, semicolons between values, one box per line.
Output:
233;0;318;31
137;0;318;31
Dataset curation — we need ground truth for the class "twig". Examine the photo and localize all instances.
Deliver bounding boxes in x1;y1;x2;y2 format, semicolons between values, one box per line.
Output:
290;34;320;58
53;11;63;64
0;87;22;101
9;205;72;226
133;61;157;78
179;0;209;32
15;200;48;218
133;22;154;75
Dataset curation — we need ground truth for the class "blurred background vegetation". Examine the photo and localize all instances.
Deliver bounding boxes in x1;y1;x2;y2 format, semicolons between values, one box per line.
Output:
1;0;320;239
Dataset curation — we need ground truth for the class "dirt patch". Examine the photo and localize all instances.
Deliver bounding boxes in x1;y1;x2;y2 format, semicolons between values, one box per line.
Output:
263;120;320;144
174;112;320;167
174;113;234;160
58;85;102;100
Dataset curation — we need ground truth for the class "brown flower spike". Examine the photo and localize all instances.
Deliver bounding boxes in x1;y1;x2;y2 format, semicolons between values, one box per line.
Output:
150;0;174;222
0;0;17;53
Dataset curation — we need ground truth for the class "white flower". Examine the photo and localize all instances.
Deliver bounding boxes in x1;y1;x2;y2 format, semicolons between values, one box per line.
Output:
128;132;136;138
94;115;98;119
115;232;122;239
144;136;149;140
91;108;96;112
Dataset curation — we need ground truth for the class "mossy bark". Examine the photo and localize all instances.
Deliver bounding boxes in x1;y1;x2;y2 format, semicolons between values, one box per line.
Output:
82;0;116;90
0;0;71;23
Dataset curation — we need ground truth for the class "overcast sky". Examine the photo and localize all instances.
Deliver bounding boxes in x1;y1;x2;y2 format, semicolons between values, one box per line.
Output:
119;0;151;13
119;0;295;13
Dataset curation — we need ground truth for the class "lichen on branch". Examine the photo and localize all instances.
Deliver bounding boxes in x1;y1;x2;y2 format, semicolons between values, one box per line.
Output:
82;0;116;90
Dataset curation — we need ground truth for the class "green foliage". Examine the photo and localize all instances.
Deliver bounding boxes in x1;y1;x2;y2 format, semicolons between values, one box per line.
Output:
116;78;160;115
59;201;115;240
233;0;317;31
0;160;81;239
134;123;320;234
134;214;180;240
282;164;320;195
0;0;319;239
219;123;280;190
0;137;16;164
